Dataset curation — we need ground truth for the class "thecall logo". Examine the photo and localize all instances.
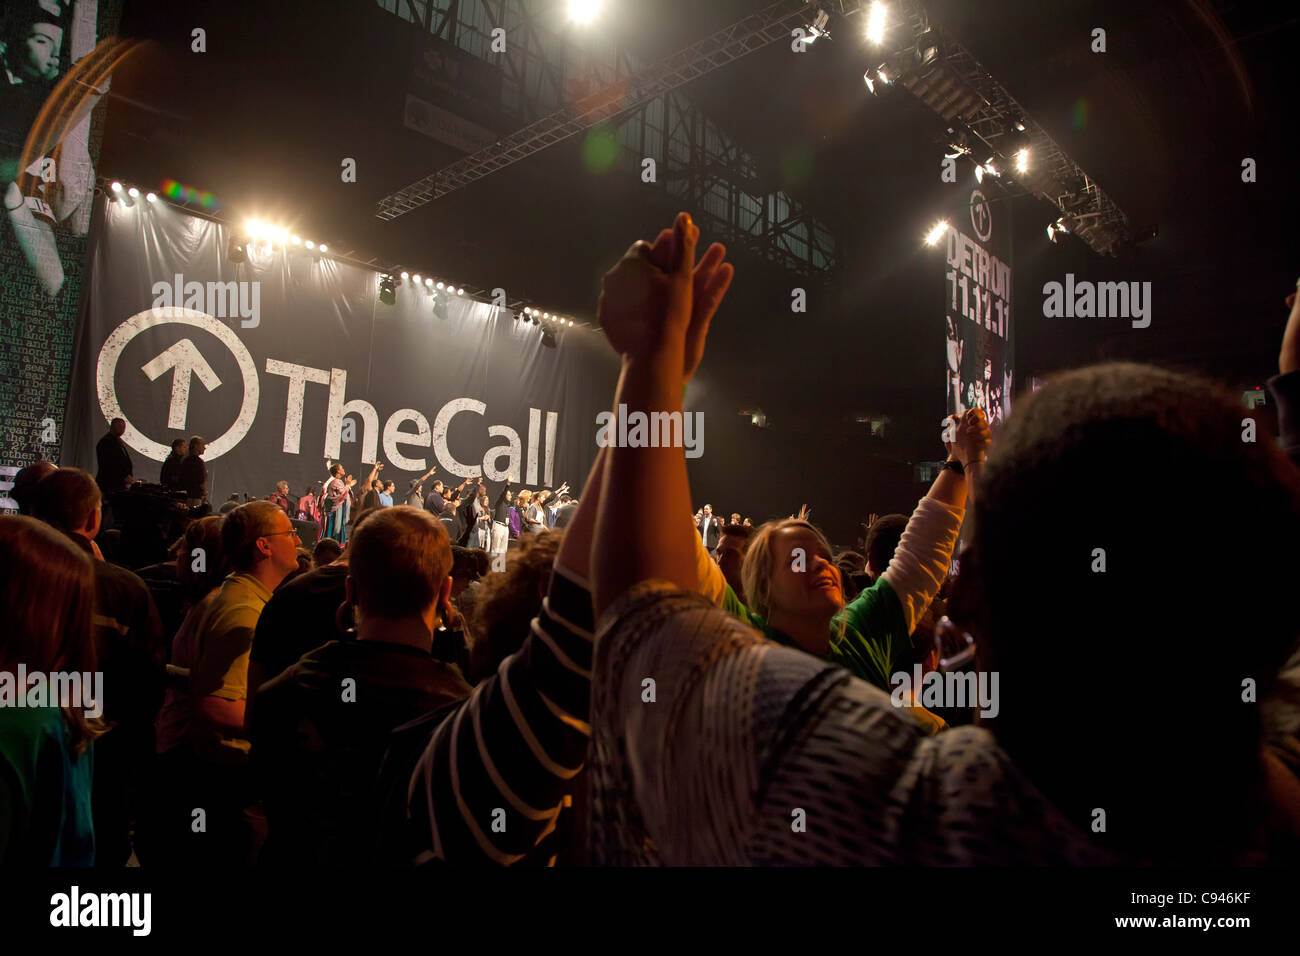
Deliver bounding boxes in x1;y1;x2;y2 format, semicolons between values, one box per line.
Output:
98;309;563;482
50;886;151;936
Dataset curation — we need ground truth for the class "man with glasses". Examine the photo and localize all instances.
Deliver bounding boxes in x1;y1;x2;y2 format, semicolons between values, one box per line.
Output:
183;501;300;864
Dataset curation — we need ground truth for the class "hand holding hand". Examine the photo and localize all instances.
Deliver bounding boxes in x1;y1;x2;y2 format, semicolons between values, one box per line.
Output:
949;407;991;465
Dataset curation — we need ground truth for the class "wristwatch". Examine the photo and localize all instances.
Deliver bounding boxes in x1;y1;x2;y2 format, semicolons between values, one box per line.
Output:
943;457;965;476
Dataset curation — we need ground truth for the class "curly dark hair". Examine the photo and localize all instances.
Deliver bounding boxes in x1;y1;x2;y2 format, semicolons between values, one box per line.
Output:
969;361;1300;863
466;529;562;682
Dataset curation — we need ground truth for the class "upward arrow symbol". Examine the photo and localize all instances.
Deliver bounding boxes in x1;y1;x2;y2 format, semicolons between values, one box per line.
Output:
141;339;222;430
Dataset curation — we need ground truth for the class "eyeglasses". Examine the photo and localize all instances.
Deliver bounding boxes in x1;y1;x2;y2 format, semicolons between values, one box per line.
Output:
262;530;301;540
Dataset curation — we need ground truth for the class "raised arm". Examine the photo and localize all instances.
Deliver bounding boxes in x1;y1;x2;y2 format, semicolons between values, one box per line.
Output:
593;212;734;616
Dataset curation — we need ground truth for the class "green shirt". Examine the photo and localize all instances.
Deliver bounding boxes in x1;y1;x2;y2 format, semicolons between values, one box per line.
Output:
0;707;95;866
721;575;908;691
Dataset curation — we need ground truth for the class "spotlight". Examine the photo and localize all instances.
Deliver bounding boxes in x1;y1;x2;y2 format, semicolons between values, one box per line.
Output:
412;273;421;283
400;271;409;280
543;312;550;319
877;67;891;86
524;307;532;315
567;320;574;327
425;278;433;287
866;2;887;45
863;71;876;94
983;160;999;178
567;0;601;25
541;328;557;348
924;220;950;246
319;244;328;252
110;181;122;193
292;235;302;245
1015;120;1026;131
306;241;315;249
1015;148;1029;174
146;192;157;203
975;163;984;183
1046;224;1058;243
457;288;464;295
379;274;396;305
437;281;444;289
229;236;248;264
126;186;139;198
915;27;939;68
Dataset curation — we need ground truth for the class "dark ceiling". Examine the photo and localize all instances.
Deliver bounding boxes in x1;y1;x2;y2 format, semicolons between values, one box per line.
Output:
100;0;1300;534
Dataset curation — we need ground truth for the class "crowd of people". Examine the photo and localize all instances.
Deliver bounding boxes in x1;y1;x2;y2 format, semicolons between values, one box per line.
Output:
3;211;1300;867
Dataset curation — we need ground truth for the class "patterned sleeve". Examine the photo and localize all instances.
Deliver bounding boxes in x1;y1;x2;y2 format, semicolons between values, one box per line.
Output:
590;581;934;864
405;562;594;864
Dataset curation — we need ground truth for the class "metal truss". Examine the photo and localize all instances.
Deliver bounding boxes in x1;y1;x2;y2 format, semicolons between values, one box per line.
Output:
373;0;864;242
879;0;1133;255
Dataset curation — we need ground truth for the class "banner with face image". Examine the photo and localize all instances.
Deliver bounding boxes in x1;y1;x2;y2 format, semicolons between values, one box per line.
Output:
944;179;1014;424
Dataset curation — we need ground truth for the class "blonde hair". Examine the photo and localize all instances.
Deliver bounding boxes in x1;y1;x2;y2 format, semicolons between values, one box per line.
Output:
740;518;840;625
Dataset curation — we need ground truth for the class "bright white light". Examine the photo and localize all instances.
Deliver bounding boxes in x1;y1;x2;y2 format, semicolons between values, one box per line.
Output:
863;71;875;94
543;312;550;319
246;219;264;237
425;278;433;287
110;181;122;192
924;220;950;246
127;186;140;198
291;235;301;245
146;192;157;203
974;164;984;184
524;307;532;315
437;281;444;289
457;288;464;295
305;240;315;249
319;244;328;252
984;160;999;178
1016;148;1029;174
867;2;887;45
877;68;889;85
567;320;574;327
568;0;601;25
400;271;409;280
411;273;420;283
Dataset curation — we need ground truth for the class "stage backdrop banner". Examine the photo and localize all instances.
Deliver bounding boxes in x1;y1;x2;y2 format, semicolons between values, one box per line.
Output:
63;196;619;504
944;176;1014;424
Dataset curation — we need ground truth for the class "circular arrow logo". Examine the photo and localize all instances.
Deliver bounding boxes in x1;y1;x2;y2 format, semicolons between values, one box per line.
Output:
970;188;993;242
97;307;259;462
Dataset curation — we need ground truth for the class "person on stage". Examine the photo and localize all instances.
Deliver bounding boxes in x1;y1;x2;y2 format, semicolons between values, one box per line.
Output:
322;462;349;543
490;478;512;560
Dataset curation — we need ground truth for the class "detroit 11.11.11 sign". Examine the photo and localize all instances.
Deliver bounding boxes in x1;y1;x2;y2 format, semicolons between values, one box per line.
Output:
944;181;1013;424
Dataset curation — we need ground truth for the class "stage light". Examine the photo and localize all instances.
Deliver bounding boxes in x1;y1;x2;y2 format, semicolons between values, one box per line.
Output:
437;281;444;289
1046;224;1058;243
983;159;999;178
400;271;409;280
305;240;315;249
110;181;122;193
877;67;891;86
457;288;464;295
273;227;289;243
567;319;574;327
975;164;984;184
146;192;157;203
524;307;532;315
807;9;830;41
866;2;887;45
568;0;601;25
924;220;949;246
1015;148;1029;174
915;27;939;68
379;275;396;305
425;277;434;287
541;328;557;348
1015;120;1026;131
863;71;876;94
229;236;248;264
319;244;328;252
127;186;139;198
